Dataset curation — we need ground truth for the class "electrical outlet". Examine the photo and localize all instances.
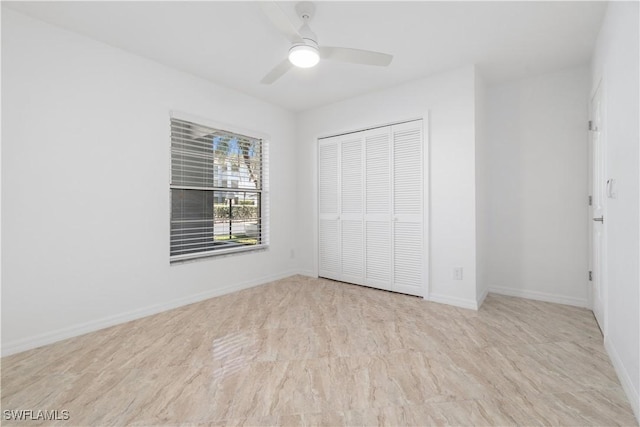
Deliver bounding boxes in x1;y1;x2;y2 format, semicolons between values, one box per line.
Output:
453;267;463;280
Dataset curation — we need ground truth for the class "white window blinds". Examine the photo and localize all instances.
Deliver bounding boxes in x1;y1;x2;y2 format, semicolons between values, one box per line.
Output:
170;117;268;261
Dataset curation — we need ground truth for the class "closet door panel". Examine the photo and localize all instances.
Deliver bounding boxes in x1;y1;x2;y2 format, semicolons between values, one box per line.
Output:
392;121;424;296
318;139;340;280
365;221;392;290
319;141;339;215
340;137;364;283
342;220;364;283
393;222;423;296
393;124;423;221
341;138;363;215
365;130;391;218
364;128;392;290
319;219;340;279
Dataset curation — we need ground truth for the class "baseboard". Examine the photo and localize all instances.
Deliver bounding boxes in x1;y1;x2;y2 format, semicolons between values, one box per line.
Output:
1;270;300;357
488;286;589;308
476;287;489;309
428;293;479;310
297;269;317;278
605;336;640;422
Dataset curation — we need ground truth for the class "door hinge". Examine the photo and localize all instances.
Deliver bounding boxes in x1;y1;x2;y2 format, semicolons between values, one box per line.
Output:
589;271;593;281
588;195;592;206
588;120;593;131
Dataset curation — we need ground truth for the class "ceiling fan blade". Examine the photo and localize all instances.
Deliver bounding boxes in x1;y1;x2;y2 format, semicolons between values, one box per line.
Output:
261;59;294;84
319;47;393;66
261;2;303;44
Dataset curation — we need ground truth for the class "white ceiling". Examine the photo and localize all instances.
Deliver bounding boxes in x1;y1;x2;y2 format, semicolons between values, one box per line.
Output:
5;1;607;112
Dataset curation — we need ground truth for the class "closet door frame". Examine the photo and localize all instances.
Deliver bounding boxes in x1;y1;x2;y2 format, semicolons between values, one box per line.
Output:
315;114;430;299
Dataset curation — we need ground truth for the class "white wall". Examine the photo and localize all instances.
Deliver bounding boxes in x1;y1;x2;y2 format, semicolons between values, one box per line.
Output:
485;66;590;308
474;70;489;306
1;9;298;355
296;66;479;308
591;1;640;419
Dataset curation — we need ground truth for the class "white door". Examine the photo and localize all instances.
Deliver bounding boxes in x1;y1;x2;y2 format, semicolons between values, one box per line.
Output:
318;119;425;297
340;135;365;285
589;83;605;331
318;139;341;280
364;127;393;291
392;121;424;297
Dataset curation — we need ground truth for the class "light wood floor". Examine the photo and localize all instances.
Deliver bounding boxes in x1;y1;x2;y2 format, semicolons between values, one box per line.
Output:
1;276;637;426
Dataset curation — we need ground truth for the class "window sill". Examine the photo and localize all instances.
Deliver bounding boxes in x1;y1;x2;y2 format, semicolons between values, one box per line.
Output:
170;244;269;264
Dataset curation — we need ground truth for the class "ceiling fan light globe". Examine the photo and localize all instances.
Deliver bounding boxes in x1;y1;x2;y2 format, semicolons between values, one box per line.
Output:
288;45;320;68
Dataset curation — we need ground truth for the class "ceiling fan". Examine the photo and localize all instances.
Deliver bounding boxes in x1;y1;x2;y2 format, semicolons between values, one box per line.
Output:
260;1;394;84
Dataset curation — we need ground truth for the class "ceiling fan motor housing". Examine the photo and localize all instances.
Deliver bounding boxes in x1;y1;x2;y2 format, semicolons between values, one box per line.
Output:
297;23;318;47
296;2;315;22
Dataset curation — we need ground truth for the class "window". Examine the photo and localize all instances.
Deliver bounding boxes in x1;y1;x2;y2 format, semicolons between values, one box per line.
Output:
170;117;267;261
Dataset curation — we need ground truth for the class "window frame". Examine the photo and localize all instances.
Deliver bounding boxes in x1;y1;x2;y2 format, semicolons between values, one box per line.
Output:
169;111;269;263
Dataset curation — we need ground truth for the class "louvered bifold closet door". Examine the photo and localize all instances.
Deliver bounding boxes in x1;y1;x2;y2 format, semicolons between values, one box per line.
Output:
340;135;365;284
318;138;340;280
391;121;424;296
364;127;392;291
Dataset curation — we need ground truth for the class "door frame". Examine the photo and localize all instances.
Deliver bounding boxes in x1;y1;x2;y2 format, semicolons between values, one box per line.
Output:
314;113;430;299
